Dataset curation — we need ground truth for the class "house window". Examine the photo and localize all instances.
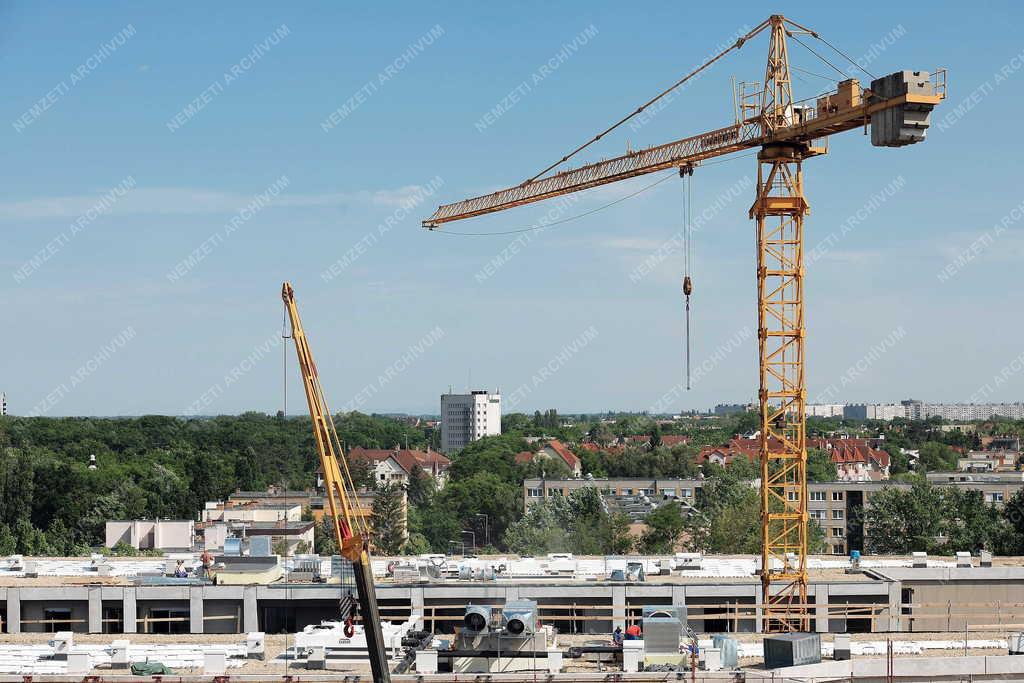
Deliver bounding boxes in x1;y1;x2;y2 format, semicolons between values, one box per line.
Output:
623;489;633;496
831;527;844;537
810;510;825;520
681;488;692;498
832;544;845;555
527;488;543;498
832;491;844;502
640;488;654;495
810;491;826;501
787;491;799;502
987;491;1005;503
662;488;676;497
832;509;844;520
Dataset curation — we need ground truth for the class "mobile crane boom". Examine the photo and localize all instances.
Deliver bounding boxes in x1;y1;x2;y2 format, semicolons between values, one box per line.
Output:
424;15;945;631
282;282;392;682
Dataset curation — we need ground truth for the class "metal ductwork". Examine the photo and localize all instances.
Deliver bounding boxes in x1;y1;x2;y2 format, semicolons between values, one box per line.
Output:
501;600;538;636
463;605;492;634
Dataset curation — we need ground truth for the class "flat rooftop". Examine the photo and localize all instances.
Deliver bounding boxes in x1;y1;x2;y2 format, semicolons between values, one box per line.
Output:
2;553;1021;588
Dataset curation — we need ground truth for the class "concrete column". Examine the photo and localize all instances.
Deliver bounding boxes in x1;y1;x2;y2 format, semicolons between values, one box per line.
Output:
814;585;829;633
611;585;626;629
887;580;902;633
123;590;137;634
7;588;20;634
243;586;258;633
88;587;102;633
190;587;204;634
754;589;763;634
410;587;425;631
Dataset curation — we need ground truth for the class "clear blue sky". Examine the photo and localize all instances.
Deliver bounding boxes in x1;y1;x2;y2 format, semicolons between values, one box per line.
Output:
3;1;1023;416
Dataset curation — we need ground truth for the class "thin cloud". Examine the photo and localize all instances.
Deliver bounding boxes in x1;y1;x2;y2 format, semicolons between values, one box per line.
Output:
600;237;665;250
0;183;434;221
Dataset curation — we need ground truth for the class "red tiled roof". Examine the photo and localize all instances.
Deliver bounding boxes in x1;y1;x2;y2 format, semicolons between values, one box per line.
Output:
661;435;690;447
698;437;891;473
514;451;534;464
348;446;450;475
545;439;581;471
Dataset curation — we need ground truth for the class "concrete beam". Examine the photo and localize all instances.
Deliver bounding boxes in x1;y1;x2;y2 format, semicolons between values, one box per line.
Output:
189;587;204;634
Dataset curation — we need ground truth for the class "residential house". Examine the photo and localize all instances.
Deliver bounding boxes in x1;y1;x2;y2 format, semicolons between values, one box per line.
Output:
105;519;194;551
515;439;582;476
698;436;891;480
958;450;1019;472
343;446;451;488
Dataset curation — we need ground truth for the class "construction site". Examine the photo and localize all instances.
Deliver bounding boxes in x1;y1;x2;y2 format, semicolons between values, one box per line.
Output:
9;3;1024;682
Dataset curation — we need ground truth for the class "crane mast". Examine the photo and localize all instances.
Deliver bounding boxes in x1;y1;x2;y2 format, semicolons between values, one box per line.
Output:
282;282;392;682
423;15;944;632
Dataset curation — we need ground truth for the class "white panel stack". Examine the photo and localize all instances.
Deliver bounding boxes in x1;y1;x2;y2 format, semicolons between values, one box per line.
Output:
546;648;563;673
111;640;130;669
51;632;73;660
246;632;265;660
203;650;226;675
415;649;438;674
622;640;644;673
702;647;722;671
66;651;90;675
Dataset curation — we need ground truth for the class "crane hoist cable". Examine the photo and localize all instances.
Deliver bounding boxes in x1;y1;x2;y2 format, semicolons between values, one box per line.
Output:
680;165;694;391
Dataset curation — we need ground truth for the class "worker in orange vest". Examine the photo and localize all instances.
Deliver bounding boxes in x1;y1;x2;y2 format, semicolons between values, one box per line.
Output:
624;624;642;640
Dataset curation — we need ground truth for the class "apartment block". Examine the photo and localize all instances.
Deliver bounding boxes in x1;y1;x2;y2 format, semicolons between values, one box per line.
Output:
525;473;1024;556
440;390;501;454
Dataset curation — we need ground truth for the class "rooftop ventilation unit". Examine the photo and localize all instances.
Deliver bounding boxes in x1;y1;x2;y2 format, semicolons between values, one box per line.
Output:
912;551;928;568
502;600;537;636
224;537;242;556
463;605;492;634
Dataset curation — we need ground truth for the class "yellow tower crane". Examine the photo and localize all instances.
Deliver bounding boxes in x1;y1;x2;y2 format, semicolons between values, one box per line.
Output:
281;282;392;681
423;15;946;632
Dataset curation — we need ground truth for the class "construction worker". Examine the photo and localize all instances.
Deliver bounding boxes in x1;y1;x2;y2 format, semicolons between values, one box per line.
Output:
199;549;214;579
612;626;624;646
624;624;642;640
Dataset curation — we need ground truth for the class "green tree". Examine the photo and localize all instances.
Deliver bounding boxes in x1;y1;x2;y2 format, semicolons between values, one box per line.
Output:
944;488;1005;553
806;449;838;482
588;423;614;447
371;483;406;555
402;532;431;555
0;524;16;555
918;442;958;472
405;464;436;507
638;502;685;553
1003;489;1024;554
503;502;566;556
315;516;339;556
864;481;946;553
